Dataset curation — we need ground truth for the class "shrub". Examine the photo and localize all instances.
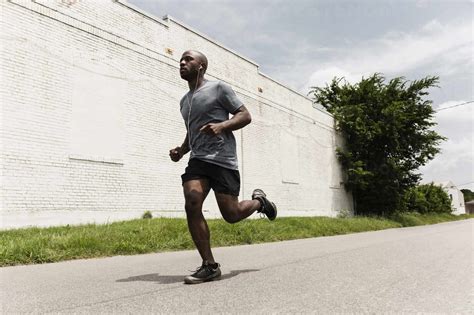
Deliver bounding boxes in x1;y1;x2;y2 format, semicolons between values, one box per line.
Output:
142;211;153;219
402;183;452;214
337;208;353;218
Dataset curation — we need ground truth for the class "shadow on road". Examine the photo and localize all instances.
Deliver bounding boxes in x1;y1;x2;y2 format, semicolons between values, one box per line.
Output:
116;269;259;284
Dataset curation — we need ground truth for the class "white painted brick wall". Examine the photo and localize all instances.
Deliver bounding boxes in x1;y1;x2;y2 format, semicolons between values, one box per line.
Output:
1;0;352;229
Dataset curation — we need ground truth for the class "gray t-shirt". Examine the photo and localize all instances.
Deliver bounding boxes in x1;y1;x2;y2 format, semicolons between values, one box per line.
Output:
180;80;243;170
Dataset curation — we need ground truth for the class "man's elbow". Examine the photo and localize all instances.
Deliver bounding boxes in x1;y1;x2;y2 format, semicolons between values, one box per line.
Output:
246;112;252;125
235;106;252;126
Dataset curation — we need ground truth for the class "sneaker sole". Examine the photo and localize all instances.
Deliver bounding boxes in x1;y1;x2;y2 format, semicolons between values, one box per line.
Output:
268;201;277;221
256;195;277;221
252;188;266;200
183;270;221;284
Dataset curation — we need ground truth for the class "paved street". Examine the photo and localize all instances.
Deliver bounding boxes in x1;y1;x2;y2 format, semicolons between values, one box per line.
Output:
1;219;473;314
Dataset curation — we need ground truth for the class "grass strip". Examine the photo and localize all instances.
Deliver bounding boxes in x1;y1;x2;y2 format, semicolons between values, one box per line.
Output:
1;213;472;266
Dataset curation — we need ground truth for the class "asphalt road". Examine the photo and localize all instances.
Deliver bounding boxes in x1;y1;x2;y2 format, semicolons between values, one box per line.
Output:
1;219;473;314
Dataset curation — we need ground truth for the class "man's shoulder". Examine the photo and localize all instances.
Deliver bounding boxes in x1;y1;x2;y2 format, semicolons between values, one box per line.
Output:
204;80;221;89
205;80;234;88
179;93;188;106
210;80;236;94
199;80;225;95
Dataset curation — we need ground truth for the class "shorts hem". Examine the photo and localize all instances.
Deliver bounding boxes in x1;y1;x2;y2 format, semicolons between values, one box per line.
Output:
213;189;240;197
181;174;208;185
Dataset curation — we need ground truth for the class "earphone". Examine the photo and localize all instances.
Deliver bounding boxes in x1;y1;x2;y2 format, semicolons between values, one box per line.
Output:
186;66;203;153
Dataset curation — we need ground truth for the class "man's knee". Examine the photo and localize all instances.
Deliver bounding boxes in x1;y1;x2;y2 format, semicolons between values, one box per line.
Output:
215;194;241;224
220;206;240;224
184;190;204;214
222;214;239;224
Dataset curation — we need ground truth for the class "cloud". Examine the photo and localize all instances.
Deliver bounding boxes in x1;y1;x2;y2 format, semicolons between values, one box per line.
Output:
420;100;473;190
434;101;474;130
304;19;473;90
304;18;473;191
306;66;363;89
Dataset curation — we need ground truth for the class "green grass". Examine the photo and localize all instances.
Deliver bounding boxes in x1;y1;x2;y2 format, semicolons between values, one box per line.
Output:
1;213;472;266
389;212;473;226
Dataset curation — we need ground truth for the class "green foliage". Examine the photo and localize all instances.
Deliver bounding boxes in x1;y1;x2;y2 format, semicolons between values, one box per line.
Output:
309;74;445;215
142;211;153;219
461;189;474;202
402;183;452;214
389;212;465;227
336;208;352;218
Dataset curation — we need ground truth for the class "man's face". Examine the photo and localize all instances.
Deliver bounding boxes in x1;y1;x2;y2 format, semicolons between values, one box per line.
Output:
179;51;202;81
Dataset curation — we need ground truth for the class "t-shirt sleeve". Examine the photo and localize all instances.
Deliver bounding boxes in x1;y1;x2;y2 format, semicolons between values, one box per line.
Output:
217;81;244;114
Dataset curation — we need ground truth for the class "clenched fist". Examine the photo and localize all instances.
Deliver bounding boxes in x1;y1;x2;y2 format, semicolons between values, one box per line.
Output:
169;146;183;162
200;122;225;136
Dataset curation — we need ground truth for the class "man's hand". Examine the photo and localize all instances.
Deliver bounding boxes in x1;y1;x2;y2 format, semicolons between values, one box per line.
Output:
200;106;251;136
200;122;225;136
169;146;183;162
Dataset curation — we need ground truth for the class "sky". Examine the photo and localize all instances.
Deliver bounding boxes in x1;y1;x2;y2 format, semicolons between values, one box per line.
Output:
129;0;473;190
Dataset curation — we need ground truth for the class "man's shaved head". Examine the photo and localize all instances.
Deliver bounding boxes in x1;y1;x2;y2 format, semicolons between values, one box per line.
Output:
183;50;208;73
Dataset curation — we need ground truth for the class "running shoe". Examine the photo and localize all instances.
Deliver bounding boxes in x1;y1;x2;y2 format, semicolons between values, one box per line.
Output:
252;189;277;221
184;262;221;284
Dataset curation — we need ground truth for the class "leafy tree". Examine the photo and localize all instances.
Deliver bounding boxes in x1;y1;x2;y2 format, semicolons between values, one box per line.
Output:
309;74;445;215
461;189;474;202
402;183;452;214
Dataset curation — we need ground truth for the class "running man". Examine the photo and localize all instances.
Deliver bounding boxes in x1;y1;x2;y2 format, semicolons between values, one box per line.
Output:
169;50;277;284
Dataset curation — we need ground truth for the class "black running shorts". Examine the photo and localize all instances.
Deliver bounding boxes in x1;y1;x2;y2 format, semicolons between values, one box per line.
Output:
181;158;240;196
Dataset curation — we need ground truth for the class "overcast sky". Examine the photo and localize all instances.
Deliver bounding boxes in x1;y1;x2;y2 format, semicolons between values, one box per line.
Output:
130;0;473;190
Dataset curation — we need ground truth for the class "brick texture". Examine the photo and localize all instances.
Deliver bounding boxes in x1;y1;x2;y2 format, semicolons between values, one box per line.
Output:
1;0;353;228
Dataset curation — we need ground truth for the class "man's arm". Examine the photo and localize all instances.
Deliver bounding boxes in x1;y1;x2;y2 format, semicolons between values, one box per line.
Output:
200;105;252;136
169;134;190;162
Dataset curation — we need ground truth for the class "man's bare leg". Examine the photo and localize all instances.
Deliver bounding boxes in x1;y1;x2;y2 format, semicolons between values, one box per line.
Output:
183;179;215;264
215;193;261;223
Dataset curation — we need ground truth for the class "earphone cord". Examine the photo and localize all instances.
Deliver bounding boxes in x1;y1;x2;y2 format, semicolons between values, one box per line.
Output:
187;68;202;153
